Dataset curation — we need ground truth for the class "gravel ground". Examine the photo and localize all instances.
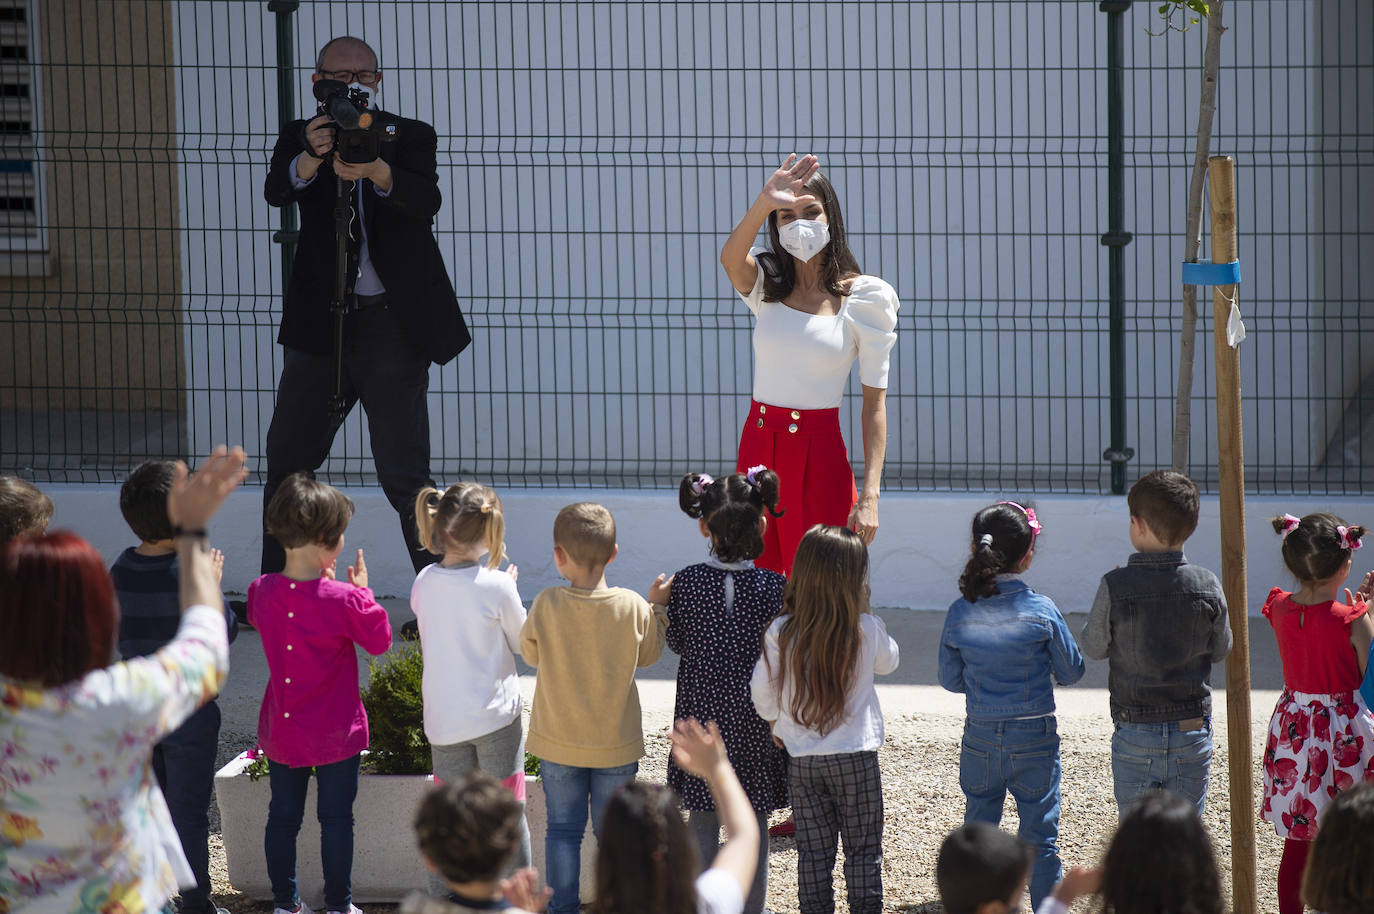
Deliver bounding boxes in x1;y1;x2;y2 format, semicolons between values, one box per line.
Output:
207;706;1285;914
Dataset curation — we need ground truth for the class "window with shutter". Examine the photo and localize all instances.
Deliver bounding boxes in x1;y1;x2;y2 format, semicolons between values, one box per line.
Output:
0;0;46;274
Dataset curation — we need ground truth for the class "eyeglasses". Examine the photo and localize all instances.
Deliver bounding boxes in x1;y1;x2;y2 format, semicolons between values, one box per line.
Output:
318;69;379;84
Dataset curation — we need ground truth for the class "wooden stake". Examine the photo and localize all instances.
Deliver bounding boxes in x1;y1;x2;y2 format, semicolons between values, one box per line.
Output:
1209;155;1255;914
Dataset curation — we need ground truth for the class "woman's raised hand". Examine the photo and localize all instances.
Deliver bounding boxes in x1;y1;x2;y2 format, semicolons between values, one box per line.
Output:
167;446;248;533
758;153;821;212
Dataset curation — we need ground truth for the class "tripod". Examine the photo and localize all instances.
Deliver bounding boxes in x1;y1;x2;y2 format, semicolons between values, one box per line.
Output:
328;171;353;425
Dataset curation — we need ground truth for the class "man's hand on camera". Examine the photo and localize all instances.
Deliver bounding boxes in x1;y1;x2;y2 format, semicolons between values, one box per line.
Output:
333;156;393;192
295;115;336;182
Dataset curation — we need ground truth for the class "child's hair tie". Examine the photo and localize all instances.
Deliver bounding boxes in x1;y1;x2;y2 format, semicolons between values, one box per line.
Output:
996;500;1043;535
977;533;994;548
479;503;492;515
744;464;768;486
1280;513;1301;540
690;474;715;496
1338;525;1363;551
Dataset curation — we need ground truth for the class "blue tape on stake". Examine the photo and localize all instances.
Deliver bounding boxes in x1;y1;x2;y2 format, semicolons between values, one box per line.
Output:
1181;261;1242;286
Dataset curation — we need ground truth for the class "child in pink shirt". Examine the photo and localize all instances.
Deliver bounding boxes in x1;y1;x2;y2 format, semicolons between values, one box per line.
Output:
249;473;393;914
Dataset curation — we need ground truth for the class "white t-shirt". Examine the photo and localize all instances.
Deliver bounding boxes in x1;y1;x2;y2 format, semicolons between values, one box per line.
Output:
410;562;526;744
739;248;900;410
696;867;745;914
750;612;900;756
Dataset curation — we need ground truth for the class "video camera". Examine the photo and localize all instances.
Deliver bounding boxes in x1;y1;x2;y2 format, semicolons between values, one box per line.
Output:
311;79;398;164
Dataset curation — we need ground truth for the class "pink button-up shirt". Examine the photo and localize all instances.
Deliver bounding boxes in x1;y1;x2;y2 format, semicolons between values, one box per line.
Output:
248;574;392;767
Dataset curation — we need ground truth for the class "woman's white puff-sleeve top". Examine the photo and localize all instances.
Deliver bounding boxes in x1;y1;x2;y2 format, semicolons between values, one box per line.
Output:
738;247;900;410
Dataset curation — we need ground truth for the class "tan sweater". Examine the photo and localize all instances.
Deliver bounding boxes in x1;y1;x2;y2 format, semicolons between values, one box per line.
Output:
520;585;669;767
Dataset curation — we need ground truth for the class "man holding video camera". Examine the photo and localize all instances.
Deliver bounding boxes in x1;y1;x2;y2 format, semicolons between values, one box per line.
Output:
261;35;469;575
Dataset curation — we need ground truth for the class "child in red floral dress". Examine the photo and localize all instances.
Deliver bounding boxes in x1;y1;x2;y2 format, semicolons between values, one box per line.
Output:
1260;512;1374;914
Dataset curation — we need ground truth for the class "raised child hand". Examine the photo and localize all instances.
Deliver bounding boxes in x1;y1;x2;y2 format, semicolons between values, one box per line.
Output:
501;866;551;913
506;563;519;582
348;548;368;588
166;446;248;534
211;548;224;584
670;718;729;780
1356;569;1374;603
648;572;674;605
1050;866;1102;907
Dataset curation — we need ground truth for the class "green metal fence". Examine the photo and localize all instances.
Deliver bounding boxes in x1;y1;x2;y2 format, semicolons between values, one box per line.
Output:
1;0;1370;494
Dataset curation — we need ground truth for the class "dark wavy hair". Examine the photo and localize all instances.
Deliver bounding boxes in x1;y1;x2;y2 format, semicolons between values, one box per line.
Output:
1302;781;1374;914
759;170;861;301
593;782;700;914
679;470;783;563
1272;512;1366;585
1098;791;1223;914
958;502;1036;602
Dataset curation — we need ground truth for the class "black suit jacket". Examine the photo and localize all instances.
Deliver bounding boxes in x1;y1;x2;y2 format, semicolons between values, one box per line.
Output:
263;115;471;365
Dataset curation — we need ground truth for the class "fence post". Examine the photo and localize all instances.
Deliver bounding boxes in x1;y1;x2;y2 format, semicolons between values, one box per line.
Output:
1100;0;1134;494
1208;155;1257;914
269;1;300;285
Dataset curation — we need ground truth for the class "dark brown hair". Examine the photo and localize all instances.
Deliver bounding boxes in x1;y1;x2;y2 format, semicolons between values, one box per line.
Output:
553;501;617;568
1302;781;1374;914
768;525;869;736
936;822;1032;914
0;532;118;686
1127;470;1200;546
413;771;523;885
678;470;782;563
593;781;700;914
415;482;506;569
1098;791;1223;914
265;473;354;549
119;460;178;543
760;171;862;301
0;476;53;545
958;503;1036;602
1271;512;1366;585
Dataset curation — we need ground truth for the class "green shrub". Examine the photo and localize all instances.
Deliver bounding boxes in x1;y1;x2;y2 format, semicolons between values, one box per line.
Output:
359;642;431;775
525;752;541;778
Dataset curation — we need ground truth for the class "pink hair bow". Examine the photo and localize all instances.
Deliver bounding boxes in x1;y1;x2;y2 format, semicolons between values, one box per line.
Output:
690;474;714;496
745;464;768;485
1338;525;1363;551
1279;513;1301;540
997;500;1043;535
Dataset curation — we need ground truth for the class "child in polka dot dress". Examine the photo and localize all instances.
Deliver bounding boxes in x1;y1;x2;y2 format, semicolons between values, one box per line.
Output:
659;467;789;914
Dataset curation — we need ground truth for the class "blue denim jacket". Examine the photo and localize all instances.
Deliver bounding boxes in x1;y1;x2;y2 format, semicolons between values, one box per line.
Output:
1080;551;1231;724
938;576;1086;720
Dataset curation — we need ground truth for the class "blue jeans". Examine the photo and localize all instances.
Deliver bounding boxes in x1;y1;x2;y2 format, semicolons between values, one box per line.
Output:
1111;719;1211;818
265;754;362;911
959;717;1061;910
540;760;637;914
152;702;221;913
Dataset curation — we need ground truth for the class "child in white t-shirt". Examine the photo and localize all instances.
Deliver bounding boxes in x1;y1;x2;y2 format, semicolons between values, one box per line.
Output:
411;482;529;876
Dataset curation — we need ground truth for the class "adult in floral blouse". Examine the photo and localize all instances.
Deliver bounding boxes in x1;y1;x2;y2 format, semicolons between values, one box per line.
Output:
0;446;247;913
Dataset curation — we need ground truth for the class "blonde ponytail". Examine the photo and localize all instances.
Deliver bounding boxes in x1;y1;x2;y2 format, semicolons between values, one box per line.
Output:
416;482;508;567
414;486;443;554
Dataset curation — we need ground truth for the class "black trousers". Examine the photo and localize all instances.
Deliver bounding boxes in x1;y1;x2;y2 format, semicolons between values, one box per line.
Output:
153;701;220;912
261;304;440;575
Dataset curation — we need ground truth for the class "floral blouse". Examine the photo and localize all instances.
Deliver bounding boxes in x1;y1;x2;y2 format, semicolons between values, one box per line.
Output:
0;605;229;913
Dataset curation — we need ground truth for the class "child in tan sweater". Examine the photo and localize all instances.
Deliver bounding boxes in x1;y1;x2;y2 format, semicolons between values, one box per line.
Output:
519;502;669;914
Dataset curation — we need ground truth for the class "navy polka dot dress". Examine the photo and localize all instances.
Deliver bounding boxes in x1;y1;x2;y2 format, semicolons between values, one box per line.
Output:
666;558;788;813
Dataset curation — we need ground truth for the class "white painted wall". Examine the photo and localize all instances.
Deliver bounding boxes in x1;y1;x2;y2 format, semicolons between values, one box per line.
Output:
168;1;1374;494
45;484;1374;617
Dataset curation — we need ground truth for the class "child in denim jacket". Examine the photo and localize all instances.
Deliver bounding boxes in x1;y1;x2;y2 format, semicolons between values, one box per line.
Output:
1080;470;1231;820
938;501;1084;911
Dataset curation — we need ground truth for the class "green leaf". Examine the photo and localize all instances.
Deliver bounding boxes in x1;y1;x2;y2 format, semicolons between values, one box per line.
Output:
1159;3;1170;12
1186;0;1209;15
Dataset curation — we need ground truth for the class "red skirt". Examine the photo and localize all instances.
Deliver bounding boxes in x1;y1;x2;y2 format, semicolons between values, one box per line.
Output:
736;399;858;576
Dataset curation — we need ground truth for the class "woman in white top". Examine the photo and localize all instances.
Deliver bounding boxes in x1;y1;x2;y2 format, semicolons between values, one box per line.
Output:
0;447;245;914
720;154;899;576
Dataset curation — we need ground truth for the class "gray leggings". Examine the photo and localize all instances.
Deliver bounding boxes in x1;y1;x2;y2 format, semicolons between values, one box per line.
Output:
428;715;532;893
685;808;771;914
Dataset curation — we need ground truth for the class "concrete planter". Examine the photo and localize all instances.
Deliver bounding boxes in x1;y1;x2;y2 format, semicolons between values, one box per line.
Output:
214;754;595;905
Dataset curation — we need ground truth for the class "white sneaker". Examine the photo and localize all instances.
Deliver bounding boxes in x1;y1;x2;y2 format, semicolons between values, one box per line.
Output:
273;903;314;914
327;907;363;914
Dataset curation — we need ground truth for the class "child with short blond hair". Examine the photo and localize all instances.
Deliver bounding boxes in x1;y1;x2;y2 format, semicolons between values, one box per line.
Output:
0;475;53;545
519;501;669;914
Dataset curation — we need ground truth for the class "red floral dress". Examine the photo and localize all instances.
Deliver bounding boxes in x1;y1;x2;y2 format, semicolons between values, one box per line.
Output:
1260;588;1374;840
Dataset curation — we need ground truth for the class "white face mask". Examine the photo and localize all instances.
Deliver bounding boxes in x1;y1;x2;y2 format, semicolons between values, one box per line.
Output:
778;218;830;263
349;81;379;110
